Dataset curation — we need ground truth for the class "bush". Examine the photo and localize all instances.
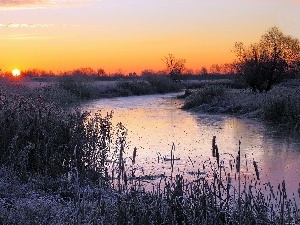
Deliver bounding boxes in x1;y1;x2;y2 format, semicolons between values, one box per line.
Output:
32;85;79;106
263;88;300;128
57;75;93;99
182;85;226;109
0;89;112;179
145;75;182;93
116;76;182;96
116;80;155;96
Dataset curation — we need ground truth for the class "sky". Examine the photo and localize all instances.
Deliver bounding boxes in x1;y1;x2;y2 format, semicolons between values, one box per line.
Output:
0;0;300;74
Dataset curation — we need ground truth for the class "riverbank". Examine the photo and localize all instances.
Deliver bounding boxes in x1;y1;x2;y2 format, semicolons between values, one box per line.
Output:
11;76;234;105
17;75;183;104
182;79;300;130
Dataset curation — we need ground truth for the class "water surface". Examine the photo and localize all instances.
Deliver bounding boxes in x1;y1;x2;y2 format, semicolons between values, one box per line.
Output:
81;93;300;200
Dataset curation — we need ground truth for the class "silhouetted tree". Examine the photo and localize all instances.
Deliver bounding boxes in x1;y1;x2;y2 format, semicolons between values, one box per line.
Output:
97;68;106;76
163;54;186;82
72;67;95;76
210;64;221;74
234;27;300;92
221;63;235;74
199;66;208;75
23;68;49;77
141;69;156;76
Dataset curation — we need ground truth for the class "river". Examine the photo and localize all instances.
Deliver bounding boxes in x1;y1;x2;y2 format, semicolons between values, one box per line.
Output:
80;93;300;202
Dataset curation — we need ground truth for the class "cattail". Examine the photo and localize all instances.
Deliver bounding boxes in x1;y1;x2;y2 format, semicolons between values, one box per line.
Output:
253;160;260;180
105;167;109;180
212;136;216;157
171;145;174;173
282;180;286;199
132;147;137;164
236;140;241;173
215;145;220;166
245;154;248;171
268;182;275;199
212;136;216;148
236;154;240;173
227;173;231;186
157;152;161;163
124;171;128;186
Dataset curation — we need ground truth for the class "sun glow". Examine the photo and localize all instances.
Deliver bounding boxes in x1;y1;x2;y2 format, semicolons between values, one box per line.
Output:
12;69;21;77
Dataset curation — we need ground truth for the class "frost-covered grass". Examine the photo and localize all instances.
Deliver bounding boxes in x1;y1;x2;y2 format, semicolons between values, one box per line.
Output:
182;80;300;129
1;78;299;224
1;137;299;225
182;85;226;110
0;78;112;178
24;75;182;101
262;88;300;128
115;75;182;96
55;75;183;99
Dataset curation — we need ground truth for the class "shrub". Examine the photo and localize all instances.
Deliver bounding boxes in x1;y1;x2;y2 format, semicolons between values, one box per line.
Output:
32;85;79;106
116;76;182;96
57;75;93;99
117;80;155;96
263;88;300;128
145;75;182;93
0;90;112;179
182;85;226;109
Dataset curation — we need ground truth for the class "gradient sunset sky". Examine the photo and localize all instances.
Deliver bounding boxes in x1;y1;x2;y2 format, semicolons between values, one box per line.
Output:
0;0;300;74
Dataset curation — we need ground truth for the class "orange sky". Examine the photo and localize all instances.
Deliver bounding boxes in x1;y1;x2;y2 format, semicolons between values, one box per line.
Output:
0;0;300;74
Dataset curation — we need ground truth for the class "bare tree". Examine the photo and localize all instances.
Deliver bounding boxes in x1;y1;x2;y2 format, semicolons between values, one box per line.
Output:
210;64;221;74
199;66;208;75
97;68;106;76
163;54;186;82
234;27;300;92
72;67;95;76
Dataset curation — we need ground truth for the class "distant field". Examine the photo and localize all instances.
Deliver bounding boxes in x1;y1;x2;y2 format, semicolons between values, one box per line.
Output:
182;78;232;85
21;80;118;89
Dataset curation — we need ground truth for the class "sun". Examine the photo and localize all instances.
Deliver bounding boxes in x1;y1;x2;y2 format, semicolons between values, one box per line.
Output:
12;69;21;77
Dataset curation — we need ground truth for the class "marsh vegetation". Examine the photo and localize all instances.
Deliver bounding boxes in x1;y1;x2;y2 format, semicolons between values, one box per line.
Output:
182;79;300;130
1;76;300;224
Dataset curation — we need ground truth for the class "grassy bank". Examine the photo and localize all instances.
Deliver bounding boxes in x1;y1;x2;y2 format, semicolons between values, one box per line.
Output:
182;79;300;130
23;75;183;103
0;78;299;224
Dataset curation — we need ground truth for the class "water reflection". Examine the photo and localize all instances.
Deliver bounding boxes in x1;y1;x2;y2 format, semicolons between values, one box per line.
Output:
81;93;300;200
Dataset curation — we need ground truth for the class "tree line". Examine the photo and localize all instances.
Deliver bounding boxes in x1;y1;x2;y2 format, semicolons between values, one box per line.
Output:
2;26;299;92
164;27;300;91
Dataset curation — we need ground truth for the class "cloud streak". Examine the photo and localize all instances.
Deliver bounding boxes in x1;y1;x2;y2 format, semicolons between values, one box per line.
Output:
0;23;54;28
0;33;49;40
0;0;48;8
0;0;98;9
